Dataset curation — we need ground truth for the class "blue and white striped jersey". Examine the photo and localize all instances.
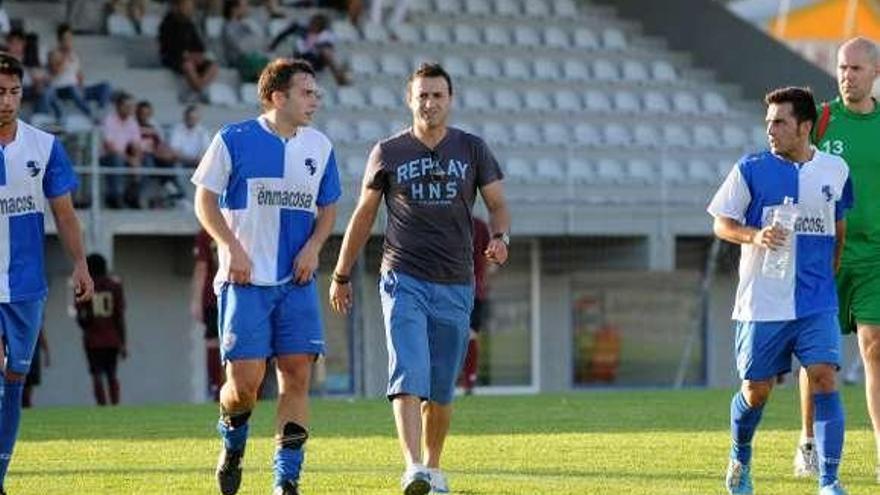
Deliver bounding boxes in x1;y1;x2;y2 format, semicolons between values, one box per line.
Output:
191;117;341;292
708;149;853;322
0;120;78;302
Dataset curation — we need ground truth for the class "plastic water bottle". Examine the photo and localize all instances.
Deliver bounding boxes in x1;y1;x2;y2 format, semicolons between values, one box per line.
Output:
761;196;798;279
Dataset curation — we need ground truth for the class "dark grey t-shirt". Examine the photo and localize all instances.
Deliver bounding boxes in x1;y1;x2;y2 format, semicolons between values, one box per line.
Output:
364;127;504;284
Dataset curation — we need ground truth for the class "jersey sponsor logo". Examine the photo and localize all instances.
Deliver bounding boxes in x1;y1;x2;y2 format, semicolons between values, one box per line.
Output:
304;158;316;176
394;156;469;204
794;216;826;234
26;160;41;177
0;195;37;215
254;183;314;209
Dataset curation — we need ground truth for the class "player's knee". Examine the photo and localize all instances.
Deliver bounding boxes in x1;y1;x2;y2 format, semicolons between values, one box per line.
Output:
741;381;771;407
276;422;308;451
807;366;837;393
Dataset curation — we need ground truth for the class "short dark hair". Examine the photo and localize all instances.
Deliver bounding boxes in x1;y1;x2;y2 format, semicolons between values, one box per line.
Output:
0;52;23;82
222;0;241;20
407;62;453;96
6;28;25;42
257;58;315;107
86;253;108;278
114;90;133;106
764;86;818;125
136;100;151;111
184;104;199;117
56;22;72;41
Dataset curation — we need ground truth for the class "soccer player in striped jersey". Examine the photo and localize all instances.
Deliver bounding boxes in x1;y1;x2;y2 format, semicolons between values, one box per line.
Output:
191;58;340;495
0;53;93;494
709;87;852;495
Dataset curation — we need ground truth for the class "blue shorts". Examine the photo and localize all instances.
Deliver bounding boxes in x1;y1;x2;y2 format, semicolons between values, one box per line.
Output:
380;270;474;405
0;299;45;375
217;281;324;362
734;312;841;381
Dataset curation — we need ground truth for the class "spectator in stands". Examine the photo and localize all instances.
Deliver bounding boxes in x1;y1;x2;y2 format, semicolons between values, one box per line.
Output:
191;228;223;401
48;23;113;122
222;0;269;83
6;29;55;116
136;100;182;205
75;253;127;406
270;13;351;85
158;0;218;102
170;104;211;168
292;0;363;26
100;91;144;208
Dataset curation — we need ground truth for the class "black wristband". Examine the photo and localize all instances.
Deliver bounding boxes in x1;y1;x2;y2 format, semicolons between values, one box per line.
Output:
331;272;350;284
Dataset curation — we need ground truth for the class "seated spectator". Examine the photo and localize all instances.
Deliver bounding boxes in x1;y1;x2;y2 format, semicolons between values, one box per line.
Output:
158;0;218;102
6;29;55;116
270;13;351;85
222;0;269;83
135;100;183;205
100;92;143;209
48;23;112;121
169;104;210;168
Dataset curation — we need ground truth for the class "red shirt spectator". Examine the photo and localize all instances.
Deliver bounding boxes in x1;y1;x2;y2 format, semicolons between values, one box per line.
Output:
473;216;491;301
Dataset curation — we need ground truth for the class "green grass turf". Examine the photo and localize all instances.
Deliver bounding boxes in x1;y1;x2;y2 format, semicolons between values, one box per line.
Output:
7;386;879;494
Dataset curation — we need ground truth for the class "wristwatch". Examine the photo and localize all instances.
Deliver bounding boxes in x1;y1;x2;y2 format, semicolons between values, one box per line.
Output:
492;232;510;246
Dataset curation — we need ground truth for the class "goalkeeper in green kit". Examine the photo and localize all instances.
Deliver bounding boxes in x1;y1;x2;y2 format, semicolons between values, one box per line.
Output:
794;37;880;483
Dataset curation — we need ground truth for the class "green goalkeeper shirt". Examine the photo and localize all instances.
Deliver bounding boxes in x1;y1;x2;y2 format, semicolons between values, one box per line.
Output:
814;97;880;267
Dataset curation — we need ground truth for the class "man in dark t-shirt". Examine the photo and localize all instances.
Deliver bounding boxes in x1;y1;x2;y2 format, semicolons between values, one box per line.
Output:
191;228;223;401
75;253;127;406
158;0;218;98
329;63;510;495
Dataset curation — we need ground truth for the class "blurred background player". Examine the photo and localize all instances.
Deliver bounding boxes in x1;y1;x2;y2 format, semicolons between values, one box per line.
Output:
458;215;491;395
192;228;223;401
75;253;127;406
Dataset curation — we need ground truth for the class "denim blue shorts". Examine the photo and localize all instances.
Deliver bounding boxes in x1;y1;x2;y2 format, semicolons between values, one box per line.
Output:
0;299;45;375
380;270;474;405
734;311;841;381
217;281;324;362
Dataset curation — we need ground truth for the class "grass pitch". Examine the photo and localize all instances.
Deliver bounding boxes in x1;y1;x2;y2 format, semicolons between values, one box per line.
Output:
7;387;879;494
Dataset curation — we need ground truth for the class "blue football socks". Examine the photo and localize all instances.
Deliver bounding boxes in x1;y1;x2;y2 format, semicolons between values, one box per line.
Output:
814;391;845;487
0;380;24;487
730;391;765;465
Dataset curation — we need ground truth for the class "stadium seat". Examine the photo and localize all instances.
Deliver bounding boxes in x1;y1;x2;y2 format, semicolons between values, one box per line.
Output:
344;155;365;178
524;1;551;17
380;53;410;76
562;60;590;81
702;91;729;114
672;92;700;114
204;15;223;39
651;60;678;82
567;158;594;183
663;124;691;147
596;157;626;183
28;113;55;131
553;89;582;112
505;157;533;182
573;27;599;49
513;25;542;47
574;123;601;146
633;124;660;147
621;60;649;83
356;120;386;142
524;89;552;112
751;125;767;147
63;114;94;133
331;20;360;42
544;26;570;49
454;24;482;45
349;53;378;75
337;86;367;108
613;91;640;113
583;89;612;112
536;157;566;182
463;87;492;110
362;22;390;43
660;158;687;184
484;25;512;45
141;14;161;37
107;14;136;37
423;23;452;44
239;83;259;106
693;124;720;148
465;0;492;15
722;125;749;148
443;55;472;77
717;158;735;180
391;23;422;43
687;158;717;184
368;85;398;109
602;27;627;50
409;0;432;12
593;59;620;81
494;0;522;17
554;0;579;16
435;0;462;15
502;57;532;80
543;122;571;146
533;59;561;81
494;88;521;111
207;82;239;106
642;91;671;113
628;158;656;183
482;122;508;144
472;56;502;78
513;122;540;145
603;123;632;146
325;119;355;143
